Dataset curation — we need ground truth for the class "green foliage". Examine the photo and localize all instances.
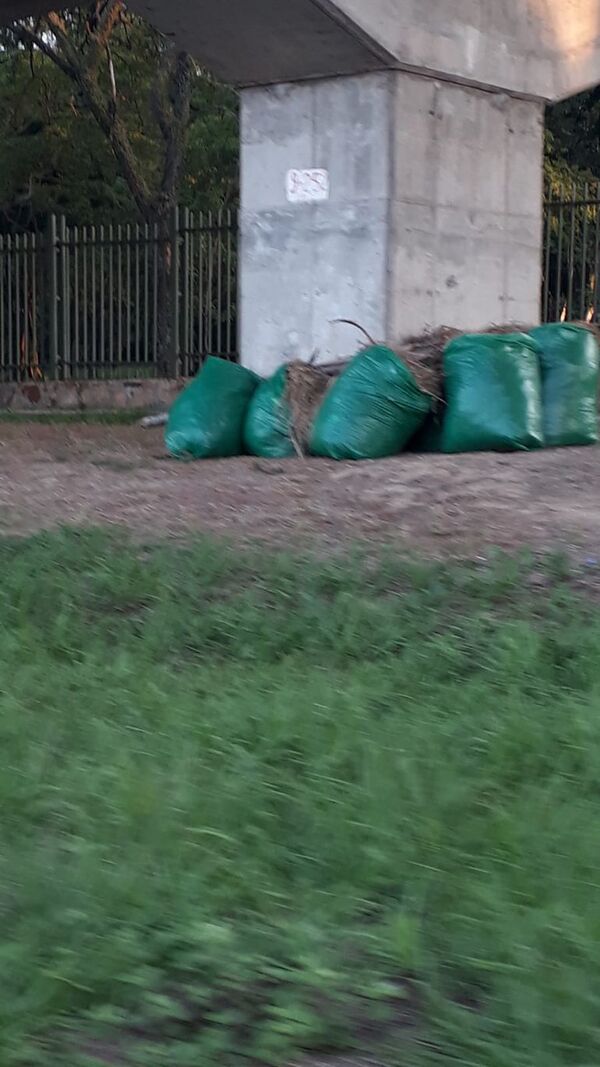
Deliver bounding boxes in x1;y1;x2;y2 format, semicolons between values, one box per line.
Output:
546;86;600;188
542;93;600;318
1;530;600;1064
0;16;238;230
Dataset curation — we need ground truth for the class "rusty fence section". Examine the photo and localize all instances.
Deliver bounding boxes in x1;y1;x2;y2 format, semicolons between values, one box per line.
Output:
0;207;237;383
543;182;600;325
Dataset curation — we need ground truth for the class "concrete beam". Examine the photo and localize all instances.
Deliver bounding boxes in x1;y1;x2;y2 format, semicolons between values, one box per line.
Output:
2;0;599;100
328;0;600;101
120;0;600;101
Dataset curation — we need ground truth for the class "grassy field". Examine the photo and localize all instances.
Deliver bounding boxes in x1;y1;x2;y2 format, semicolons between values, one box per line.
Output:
2;529;600;1066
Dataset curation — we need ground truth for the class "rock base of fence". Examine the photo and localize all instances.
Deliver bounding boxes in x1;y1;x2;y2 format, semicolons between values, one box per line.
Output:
0;378;186;414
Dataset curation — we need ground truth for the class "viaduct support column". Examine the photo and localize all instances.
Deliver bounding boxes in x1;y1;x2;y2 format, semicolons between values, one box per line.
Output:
239;71;544;376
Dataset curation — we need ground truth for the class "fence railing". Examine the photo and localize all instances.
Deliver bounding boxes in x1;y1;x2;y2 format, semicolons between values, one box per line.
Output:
0;207;237;383
3;189;594;384
543;182;600;324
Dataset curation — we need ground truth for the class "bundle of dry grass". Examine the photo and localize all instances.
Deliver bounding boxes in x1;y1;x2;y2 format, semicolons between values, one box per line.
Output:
396;323;552;401
573;319;600;344
484;320;600;349
483;321;600;341
393;325;461;401
285;361;331;453
483;322;535;335
316;326;459;405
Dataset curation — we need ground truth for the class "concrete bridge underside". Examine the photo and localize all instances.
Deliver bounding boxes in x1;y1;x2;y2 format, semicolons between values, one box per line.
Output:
1;0;600;372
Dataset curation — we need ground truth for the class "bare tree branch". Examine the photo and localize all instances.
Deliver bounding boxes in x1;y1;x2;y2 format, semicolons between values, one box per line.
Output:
85;0;124;71
78;79;154;218
46;11;83;68
149;78;171;145
151;51;193;202
106;43;117;113
12;21;75;79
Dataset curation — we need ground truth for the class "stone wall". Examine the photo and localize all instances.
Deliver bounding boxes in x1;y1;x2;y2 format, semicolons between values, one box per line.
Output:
0;378;186;414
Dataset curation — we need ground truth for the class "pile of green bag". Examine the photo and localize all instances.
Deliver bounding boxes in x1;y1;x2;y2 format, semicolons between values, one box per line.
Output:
438;324;599;454
164;325;600;463
244;347;432;460
165;347;433;462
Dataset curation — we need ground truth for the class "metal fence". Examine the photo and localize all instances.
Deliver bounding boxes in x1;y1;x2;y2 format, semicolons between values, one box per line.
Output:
0;208;237;383
543;182;600;324
4;188;595;384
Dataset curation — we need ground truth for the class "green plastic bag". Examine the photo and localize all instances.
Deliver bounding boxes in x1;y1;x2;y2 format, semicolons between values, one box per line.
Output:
310;346;431;460
243;366;295;459
165;357;259;459
529;324;599;447
442;333;544;454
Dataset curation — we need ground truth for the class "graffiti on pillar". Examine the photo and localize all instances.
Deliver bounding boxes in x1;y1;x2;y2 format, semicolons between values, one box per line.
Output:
286;169;330;204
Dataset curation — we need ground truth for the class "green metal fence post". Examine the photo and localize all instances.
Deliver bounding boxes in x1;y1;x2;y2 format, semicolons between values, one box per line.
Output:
59;215;71;379
182;206;190;375
47;214;59;380
170;205;180;376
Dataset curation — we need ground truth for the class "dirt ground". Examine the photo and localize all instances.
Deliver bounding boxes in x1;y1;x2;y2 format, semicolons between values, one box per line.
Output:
2;420;600;562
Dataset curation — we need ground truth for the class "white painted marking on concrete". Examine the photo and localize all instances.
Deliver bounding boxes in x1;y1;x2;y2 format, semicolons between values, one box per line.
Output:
286;169;330;203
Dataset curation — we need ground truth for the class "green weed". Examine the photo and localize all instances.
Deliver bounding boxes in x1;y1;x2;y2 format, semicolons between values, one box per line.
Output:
0;530;599;1065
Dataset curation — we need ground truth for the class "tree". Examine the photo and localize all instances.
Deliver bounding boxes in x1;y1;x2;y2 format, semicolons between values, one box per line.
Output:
8;3;205;373
0;30;238;230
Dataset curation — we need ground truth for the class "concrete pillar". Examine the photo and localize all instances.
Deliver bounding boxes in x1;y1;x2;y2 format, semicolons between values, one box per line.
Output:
239;70;544;376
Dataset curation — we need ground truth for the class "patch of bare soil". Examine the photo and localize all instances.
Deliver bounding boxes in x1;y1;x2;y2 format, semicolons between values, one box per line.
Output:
2;422;600;564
